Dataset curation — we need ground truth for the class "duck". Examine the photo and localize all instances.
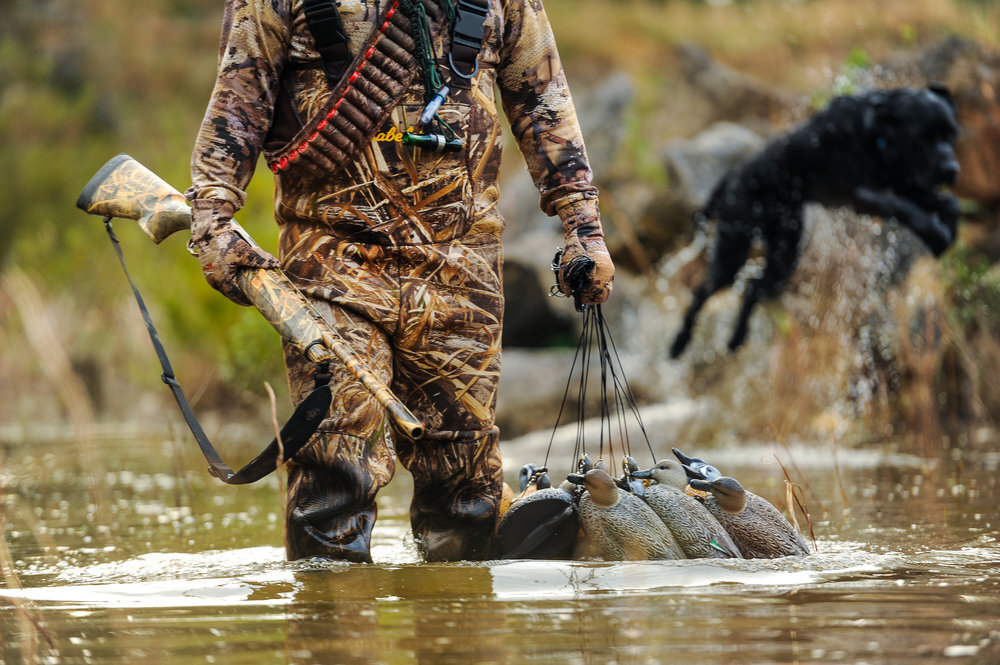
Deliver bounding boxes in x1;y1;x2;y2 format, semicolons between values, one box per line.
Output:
567;468;685;561
687;474;811;559
514;463;552;500
619;455;647;496
672;447;810;558
671;447;723;482
496;464;578;559
630;460;742;559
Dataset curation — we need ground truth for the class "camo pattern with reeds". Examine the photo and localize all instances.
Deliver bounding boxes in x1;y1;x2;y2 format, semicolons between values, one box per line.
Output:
280;236;504;559
189;0;599;236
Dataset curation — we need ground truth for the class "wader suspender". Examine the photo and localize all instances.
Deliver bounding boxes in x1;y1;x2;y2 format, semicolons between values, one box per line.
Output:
265;1;418;174
448;0;488;86
301;0;352;80
104;220;333;485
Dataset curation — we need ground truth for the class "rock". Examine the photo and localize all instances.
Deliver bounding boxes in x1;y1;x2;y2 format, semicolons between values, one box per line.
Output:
877;37;1000;208
663;121;765;217
675;41;800;129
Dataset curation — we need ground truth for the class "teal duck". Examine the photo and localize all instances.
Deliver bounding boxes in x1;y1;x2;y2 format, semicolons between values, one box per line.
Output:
631;460;742;559
567;468;685;561
672;448;810;558
688;475;811;559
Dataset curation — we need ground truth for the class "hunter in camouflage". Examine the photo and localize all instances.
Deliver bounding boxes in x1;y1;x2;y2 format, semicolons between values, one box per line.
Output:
188;0;614;562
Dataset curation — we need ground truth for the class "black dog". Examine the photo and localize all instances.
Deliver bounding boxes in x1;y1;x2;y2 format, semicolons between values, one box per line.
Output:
669;84;961;358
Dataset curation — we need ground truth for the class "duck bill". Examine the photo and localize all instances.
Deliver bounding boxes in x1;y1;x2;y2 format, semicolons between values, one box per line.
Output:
688;478;713;492
566;473;586;485
630;468;654;480
672;447;697;466
682;463;707;480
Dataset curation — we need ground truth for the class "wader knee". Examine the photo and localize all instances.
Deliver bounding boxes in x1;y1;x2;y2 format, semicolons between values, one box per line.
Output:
285;431;394;563
397;428;504;562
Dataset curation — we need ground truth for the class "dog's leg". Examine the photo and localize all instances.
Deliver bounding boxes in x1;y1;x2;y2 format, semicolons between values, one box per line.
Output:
670;228;751;358
851;187;955;256
728;219;802;352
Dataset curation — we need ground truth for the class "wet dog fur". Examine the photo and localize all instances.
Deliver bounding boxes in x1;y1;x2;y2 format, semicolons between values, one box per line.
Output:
669;84;961;358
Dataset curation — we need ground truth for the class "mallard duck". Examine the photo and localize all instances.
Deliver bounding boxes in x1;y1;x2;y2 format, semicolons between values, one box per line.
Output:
630;460;742;559
688;475;810;559
567;468;684;561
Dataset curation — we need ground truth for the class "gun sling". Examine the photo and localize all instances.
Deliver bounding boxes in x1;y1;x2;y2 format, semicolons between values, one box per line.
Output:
103;219;332;485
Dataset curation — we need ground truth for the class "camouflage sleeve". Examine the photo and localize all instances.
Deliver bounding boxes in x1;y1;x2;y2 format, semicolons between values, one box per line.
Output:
497;0;599;223
188;0;292;210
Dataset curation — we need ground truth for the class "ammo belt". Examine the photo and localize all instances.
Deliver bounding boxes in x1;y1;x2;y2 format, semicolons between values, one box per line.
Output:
266;0;418;176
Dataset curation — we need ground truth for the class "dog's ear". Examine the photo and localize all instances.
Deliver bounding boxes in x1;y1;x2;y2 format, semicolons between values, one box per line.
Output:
927;82;957;112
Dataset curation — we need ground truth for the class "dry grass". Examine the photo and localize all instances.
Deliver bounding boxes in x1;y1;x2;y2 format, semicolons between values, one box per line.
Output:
549;0;997;90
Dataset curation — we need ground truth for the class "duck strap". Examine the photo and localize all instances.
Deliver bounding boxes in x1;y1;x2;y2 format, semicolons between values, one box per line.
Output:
265;0;418;175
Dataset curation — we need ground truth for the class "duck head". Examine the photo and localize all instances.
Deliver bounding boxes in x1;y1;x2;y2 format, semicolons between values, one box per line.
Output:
618;456;647;496
689;476;747;513
518;463;540;492
567;468;620;508
672;447;723;482
630;459;689;489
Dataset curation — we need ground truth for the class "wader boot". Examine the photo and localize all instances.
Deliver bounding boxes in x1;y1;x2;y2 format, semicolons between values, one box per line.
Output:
285;431;393;563
397;429;504;561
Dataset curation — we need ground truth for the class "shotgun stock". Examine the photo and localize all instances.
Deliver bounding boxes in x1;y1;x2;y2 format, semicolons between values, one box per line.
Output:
77;153;424;440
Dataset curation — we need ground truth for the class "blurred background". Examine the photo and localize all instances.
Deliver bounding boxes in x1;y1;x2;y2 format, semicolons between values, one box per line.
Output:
1;0;999;458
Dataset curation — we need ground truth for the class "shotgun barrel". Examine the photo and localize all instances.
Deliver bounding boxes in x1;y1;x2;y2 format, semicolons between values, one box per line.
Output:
77;153;424;440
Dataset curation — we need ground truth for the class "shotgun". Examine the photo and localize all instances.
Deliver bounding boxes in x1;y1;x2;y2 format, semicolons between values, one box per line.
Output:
77;153;424;440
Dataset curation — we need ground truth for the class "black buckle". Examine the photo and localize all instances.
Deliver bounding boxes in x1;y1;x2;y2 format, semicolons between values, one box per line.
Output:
449;0;487;79
452;0;488;49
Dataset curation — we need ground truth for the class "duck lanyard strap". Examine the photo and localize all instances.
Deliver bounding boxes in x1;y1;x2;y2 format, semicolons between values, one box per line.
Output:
103;219;333;485
542;305;657;475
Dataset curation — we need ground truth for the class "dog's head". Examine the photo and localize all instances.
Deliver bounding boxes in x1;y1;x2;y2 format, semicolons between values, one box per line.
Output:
865;84;960;194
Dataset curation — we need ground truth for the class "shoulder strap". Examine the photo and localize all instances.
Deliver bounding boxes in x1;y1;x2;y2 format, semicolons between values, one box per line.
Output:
302;0;352;80
447;0;489;88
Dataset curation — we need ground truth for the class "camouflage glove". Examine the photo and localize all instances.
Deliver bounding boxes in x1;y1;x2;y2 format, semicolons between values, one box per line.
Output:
554;199;615;311
188;199;280;307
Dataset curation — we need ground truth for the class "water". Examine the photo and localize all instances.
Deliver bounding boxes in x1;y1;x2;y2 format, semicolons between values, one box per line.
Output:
2;429;999;664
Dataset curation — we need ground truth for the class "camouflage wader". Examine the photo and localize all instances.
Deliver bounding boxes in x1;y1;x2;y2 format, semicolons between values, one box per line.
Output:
188;0;609;561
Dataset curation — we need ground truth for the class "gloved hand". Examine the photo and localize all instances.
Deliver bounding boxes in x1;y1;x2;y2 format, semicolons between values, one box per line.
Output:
554;199;615;310
188;199;280;307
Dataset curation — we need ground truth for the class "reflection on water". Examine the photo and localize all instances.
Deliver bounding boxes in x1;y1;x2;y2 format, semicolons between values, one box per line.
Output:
2;433;998;664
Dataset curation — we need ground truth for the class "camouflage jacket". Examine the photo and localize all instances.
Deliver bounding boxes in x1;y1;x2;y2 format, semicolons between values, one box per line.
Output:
189;0;598;247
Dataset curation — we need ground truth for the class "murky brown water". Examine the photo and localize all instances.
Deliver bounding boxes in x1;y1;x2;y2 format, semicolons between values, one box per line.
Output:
2;428;998;664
